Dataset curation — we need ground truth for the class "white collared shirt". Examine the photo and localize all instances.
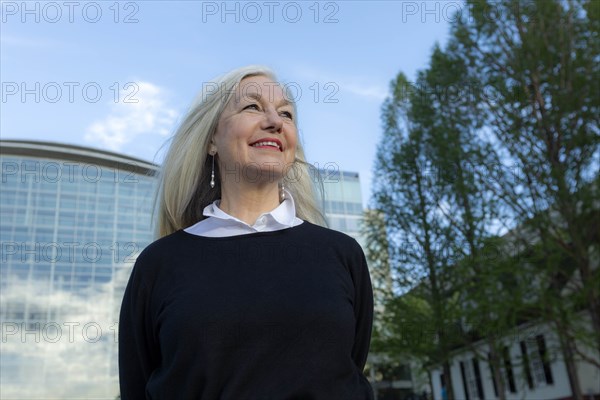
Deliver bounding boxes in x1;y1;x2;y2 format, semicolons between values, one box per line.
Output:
184;189;304;237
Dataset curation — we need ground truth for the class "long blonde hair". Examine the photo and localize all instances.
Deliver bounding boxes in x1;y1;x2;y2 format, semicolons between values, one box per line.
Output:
154;65;325;238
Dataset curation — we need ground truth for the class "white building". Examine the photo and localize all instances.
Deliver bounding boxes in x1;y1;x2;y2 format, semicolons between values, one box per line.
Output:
428;315;599;400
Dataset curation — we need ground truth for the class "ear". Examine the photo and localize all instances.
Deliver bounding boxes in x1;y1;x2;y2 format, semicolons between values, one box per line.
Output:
208;143;217;156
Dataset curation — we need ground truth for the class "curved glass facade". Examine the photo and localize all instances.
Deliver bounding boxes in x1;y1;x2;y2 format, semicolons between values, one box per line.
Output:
0;140;364;398
0;141;157;398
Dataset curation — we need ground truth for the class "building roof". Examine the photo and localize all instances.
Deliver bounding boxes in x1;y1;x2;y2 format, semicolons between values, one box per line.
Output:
0;140;158;176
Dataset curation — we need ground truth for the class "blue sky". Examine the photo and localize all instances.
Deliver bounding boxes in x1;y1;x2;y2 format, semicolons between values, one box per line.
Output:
1;1;455;206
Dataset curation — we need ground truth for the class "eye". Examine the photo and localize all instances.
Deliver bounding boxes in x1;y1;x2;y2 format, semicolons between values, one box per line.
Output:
244;103;260;111
280;111;294;120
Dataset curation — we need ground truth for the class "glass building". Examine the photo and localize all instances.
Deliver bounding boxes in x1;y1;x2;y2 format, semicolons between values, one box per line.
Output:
317;168;365;244
0;140;365;398
0;140;157;398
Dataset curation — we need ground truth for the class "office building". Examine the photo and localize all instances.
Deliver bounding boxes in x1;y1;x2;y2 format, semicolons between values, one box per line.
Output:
317;168;364;243
1;140;156;398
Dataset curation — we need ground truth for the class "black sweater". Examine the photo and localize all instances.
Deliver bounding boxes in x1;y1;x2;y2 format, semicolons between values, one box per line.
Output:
118;221;375;400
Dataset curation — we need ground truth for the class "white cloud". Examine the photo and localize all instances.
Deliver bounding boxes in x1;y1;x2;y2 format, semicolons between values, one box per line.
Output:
85;81;179;152
290;65;388;102
343;82;388;102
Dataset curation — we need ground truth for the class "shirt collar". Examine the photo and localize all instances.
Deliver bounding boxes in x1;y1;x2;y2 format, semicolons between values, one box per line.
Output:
202;189;298;229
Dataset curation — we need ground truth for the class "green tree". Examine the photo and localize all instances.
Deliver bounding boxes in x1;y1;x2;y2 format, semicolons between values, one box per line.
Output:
410;39;520;398
370;2;599;400
371;70;466;399
453;1;599;397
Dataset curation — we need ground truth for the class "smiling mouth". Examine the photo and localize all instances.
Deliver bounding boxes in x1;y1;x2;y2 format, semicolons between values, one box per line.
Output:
249;140;282;152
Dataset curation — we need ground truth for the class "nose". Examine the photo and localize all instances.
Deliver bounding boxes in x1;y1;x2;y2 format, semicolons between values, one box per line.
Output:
262;107;283;133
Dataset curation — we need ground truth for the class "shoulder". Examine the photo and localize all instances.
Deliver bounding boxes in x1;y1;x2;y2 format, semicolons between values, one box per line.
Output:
130;230;191;280
300;220;359;243
136;230;188;261
298;221;365;257
298;222;370;288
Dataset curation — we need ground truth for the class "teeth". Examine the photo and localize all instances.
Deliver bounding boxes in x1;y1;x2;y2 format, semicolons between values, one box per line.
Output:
251;141;280;149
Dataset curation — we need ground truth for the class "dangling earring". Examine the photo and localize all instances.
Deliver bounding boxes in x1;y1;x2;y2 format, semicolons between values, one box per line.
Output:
279;181;286;202
210;154;215;188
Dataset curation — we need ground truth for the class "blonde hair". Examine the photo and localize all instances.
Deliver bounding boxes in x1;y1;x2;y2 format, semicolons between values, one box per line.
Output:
154;65;326;238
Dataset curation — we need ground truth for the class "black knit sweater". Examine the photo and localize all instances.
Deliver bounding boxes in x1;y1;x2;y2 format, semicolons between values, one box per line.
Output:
118;221;374;399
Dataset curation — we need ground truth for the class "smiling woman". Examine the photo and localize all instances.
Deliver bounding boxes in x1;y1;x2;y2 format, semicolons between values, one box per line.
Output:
118;65;375;399
154;66;326;237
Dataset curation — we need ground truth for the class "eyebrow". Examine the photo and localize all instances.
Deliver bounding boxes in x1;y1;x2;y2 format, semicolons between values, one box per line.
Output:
242;91;291;108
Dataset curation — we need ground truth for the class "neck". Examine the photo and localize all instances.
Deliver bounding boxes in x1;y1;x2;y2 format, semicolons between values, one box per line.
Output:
218;181;281;225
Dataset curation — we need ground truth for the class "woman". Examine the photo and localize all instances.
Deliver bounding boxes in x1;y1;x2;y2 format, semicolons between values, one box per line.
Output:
118;65;375;399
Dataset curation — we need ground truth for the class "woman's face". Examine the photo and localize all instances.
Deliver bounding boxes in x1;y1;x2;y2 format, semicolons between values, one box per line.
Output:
212;75;297;184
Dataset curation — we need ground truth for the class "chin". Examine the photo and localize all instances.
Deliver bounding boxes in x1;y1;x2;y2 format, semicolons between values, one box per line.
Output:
241;161;287;183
